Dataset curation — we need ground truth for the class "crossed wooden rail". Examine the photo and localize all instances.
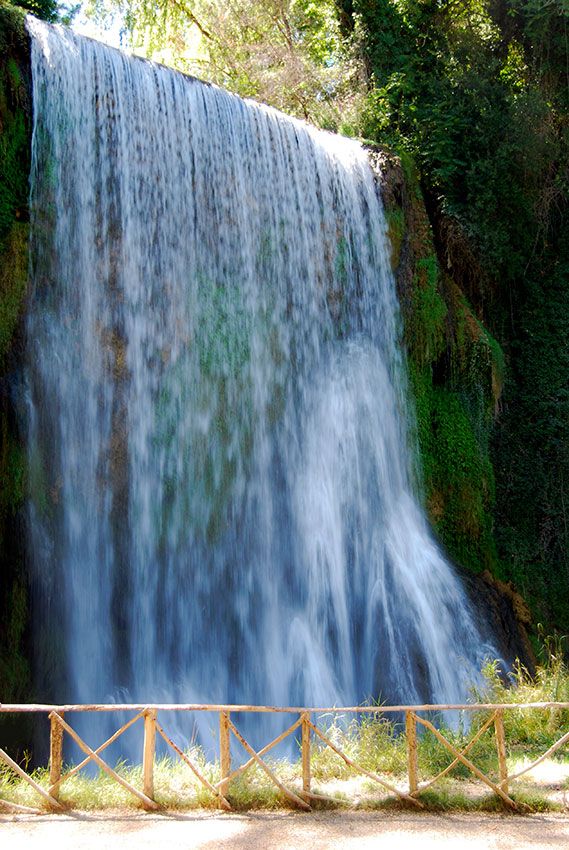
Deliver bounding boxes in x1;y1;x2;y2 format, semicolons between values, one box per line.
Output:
1;701;569;813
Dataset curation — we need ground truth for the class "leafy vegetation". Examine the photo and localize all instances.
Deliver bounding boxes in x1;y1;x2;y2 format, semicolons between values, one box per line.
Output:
479;635;569;747
8;0;58;24
82;0;363;129
342;0;569;630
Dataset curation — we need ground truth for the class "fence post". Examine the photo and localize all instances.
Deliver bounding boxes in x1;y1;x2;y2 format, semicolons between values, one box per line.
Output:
301;712;311;799
219;711;231;798
494;709;508;794
406;710;418;795
143;709;157;804
49;710;64;805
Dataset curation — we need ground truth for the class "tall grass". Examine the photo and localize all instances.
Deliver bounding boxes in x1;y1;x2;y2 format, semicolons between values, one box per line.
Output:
474;634;569;753
2;642;569;812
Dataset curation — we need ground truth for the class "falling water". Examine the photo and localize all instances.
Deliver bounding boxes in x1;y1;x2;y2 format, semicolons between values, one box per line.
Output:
25;19;494;734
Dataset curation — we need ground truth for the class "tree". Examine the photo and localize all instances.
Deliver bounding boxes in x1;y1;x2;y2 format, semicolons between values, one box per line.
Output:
10;0;59;21
85;0;363;128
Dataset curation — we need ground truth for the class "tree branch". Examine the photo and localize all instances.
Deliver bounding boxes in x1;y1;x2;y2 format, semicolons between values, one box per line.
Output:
168;0;216;41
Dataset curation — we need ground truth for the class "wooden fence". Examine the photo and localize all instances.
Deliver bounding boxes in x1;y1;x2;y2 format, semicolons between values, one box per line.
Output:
1;701;569;813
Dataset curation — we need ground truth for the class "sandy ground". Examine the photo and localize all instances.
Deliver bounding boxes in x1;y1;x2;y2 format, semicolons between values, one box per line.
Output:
3;810;569;849
2;759;569;848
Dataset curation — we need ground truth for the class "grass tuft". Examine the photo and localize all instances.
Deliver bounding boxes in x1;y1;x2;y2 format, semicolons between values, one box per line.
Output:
2;648;569;813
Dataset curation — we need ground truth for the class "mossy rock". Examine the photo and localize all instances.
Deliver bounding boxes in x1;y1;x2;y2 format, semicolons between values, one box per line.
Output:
0;0;32;366
0;0;32;729
0;2;31;241
373;146;504;578
0;220;28;364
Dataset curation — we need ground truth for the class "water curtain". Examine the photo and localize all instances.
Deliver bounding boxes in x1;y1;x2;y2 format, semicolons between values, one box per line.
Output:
25;19;494;731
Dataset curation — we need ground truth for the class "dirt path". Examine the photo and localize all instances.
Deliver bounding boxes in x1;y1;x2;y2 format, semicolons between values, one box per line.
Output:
2;810;569;849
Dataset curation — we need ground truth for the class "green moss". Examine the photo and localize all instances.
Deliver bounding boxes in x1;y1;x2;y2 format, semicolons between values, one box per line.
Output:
335;234;348;285
0;2;28;50
0;0;30;524
446;280;505;417
407;254;447;365
0;1;30;362
383;152;503;575
407;360;434;483
386;208;404;270
0;400;30;713
0;416;25;519
429;388;496;571
409;358;498;572
0;107;28;232
0;578;29;693
6;55;22;87
396;148;423;201
0;222;28;363
0;1;32;718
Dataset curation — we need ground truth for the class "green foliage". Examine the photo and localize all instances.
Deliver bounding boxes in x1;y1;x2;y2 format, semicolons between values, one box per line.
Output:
492;238;569;627
0;410;25;521
9;0;59;22
477;643;569;751
385;207;404;270
347;0;569;630
351;0;565;281
0;0;28;46
0;0;30;516
0;4;30;245
86;0;362;128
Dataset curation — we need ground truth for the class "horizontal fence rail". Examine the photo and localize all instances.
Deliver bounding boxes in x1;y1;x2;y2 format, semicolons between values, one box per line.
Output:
1;702;569;813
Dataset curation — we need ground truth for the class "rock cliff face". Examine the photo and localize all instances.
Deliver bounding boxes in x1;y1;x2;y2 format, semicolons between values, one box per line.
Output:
370;146;535;672
461;569;534;673
370;147;502;573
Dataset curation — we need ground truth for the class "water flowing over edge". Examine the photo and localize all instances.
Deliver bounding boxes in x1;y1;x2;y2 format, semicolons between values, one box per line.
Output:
23;16;498;749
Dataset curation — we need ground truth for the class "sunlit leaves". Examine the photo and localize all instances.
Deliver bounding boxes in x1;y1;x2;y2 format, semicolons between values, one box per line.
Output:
82;0;363;129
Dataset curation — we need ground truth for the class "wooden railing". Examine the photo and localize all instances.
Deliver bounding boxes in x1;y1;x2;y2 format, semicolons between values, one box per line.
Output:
1;701;569;813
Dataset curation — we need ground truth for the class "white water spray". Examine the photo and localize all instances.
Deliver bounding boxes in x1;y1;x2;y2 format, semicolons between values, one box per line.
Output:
25;19;494;732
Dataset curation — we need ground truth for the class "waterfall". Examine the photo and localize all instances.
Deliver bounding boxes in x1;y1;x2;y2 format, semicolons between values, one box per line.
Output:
25;18;494;734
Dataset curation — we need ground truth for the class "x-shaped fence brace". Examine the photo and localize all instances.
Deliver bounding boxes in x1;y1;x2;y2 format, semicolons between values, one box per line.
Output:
407;710;518;808
1;704;569;812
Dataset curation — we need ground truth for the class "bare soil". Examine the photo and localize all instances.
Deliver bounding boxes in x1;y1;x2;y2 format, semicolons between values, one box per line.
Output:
3;810;569;849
